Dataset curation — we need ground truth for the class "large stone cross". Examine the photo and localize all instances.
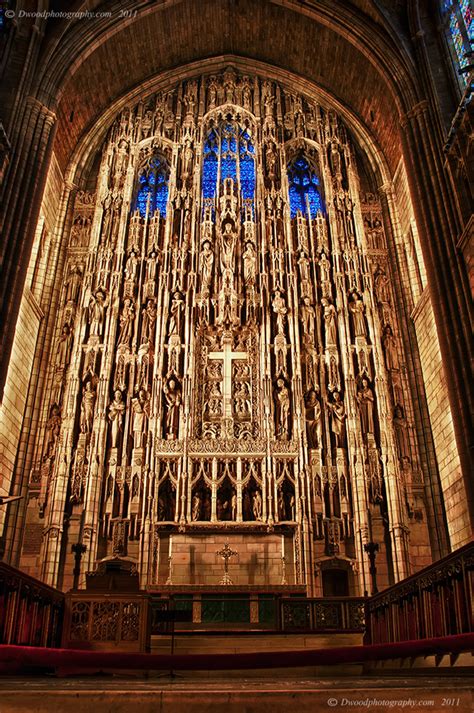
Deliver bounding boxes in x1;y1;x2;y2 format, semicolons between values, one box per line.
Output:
208;336;247;420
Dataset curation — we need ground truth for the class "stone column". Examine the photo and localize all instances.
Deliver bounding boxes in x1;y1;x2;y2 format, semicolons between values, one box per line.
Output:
401;102;474;531
0;98;56;400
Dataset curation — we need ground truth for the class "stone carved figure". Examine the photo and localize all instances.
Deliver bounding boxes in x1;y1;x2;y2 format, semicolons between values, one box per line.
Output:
382;325;399;371
56;324;73;368
64;264;83;304
243;241;257;288
168;291;184;337
233;380;251;417
328;391;346;447
88;289;107;338
252;490;262;520
300;296;315;338
192;492;201;521
374;267;390;305
272;289;287;334
297;252;312;296
131;389;149;448
108;390;126;448
80;381;96;434
393;405;410;460
274;332;288;377
164;378;181;439
274;378;290;438
124;250;139;283
220;221;237;287
302;335;319;390
118;298;135;346
142;299;157;345
200;240;214;292
44;404;61;460
305;389;322;448
322;298;338;346
357;378;375;435
205;380;222;417
265;142;277;181
349;292;367;338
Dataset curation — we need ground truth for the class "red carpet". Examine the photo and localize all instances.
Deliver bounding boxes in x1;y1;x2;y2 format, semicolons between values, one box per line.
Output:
0;634;473;673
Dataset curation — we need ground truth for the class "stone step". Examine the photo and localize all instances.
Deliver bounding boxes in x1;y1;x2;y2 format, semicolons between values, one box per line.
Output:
0;676;472;713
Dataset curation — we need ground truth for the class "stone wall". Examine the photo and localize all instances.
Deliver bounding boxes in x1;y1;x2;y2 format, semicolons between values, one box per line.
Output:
412;290;467;549
162;533;289;587
0;290;43;538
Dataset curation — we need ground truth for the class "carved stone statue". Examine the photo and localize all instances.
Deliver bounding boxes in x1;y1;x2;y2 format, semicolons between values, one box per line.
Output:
252;490;262;520
205;380;222;417
124;250;139;283
64;264;83;304
302;334;319;390
305;388;322;448
349;292;367;338
274;378;290;438
300;296;315;338
80;381;96;434
265;142;277;181
168;291;184;337
220;221;237;287
56;324;73;368
243;241;257;287
328;391;346;447
297;252;312;295
274;332;288;377
192;492;201;521
322;298;338;346
108;390;126;448
318;252;331;289
164;378;181;439
382;325;399;371
200;240;214;292
272;289;287;334
393;404;410;460
44;404;61;460
118;298;135;346
181;139;193;185
142;299;157;345
131;389;149;448
88;289;107;338
357;378;375;434
233;380;251;417
374;267;390;304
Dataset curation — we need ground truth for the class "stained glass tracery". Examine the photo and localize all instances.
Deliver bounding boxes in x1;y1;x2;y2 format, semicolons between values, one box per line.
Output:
287;155;324;219
134;155;170;217
202;122;255;200
443;0;473;85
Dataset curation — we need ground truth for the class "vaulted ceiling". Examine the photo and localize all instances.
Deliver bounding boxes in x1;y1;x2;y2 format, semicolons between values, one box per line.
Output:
10;1;426;176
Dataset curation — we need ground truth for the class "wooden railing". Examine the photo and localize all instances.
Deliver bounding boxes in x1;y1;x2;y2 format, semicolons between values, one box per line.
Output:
280;596;365;632
0;561;64;647
365;542;474;644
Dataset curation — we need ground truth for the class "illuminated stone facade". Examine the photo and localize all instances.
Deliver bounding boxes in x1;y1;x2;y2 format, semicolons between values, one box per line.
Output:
12;70;441;595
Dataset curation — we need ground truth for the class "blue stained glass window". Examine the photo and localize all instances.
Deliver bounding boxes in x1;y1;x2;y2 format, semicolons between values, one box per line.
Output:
287;155;323;219
240;155;255;200
134;155;169;218
443;1;473;86
201;122;255;201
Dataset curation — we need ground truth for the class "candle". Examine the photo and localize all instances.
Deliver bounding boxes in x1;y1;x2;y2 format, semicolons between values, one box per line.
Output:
281;534;285;559
169;534;173;559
